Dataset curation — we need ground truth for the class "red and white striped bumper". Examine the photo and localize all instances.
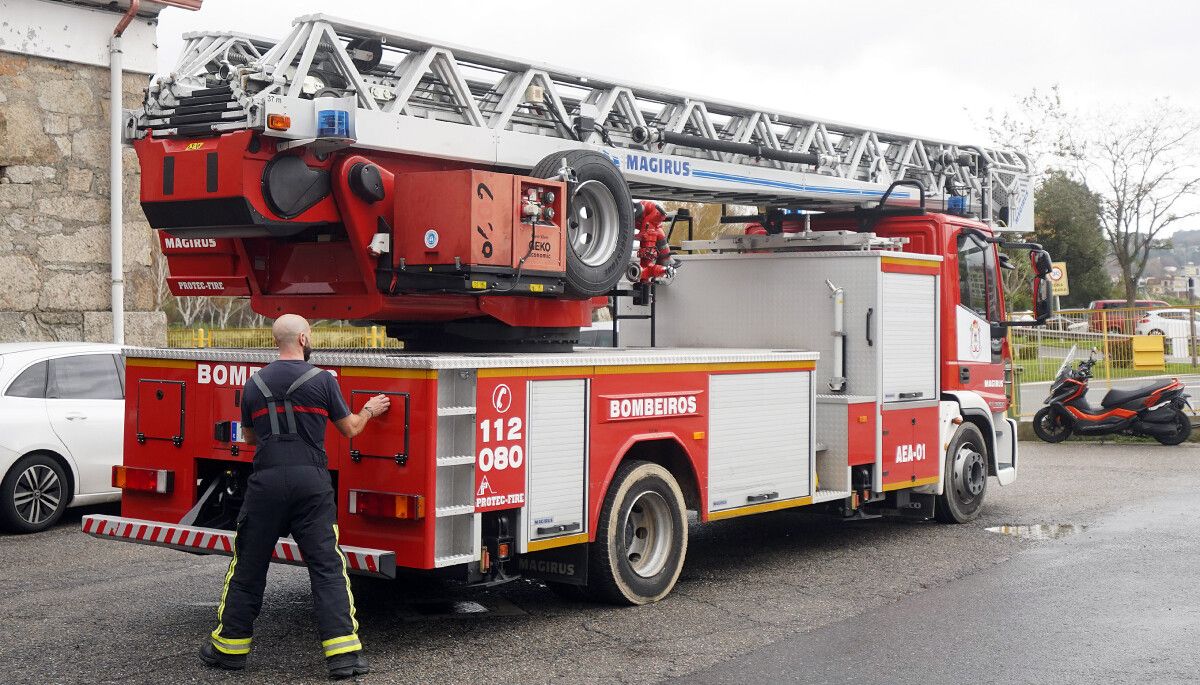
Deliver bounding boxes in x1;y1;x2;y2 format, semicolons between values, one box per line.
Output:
82;514;396;579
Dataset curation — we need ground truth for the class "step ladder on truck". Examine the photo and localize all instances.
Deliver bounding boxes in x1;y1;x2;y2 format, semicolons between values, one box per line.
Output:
83;14;1054;605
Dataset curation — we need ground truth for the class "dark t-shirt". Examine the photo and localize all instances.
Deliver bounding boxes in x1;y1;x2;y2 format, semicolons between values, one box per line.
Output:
241;360;350;449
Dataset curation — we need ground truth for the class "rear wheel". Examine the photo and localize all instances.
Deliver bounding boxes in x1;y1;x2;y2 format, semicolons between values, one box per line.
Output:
936;424;988;524
1149;328;1165;336
0;453;69;534
1032;407;1072;443
587;461;687;605
531;150;634;298
1154;410;1192;446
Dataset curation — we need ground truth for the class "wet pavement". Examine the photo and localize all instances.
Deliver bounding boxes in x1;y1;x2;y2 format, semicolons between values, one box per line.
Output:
1;441;1197;684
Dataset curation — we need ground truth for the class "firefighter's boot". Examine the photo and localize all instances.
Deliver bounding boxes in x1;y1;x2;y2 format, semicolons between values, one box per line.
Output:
326;650;370;679
199;642;247;671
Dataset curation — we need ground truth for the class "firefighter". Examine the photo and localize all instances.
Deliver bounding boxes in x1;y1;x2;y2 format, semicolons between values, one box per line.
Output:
199;314;390;679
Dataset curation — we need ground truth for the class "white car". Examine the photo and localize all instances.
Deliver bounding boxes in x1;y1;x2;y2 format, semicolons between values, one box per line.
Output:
1135;309;1198;338
0;343;124;533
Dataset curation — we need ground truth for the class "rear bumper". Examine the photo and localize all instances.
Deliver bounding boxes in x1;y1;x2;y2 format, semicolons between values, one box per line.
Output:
82;514;396;579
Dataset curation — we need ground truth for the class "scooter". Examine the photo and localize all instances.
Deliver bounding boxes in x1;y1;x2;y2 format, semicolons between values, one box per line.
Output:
1033;347;1192;445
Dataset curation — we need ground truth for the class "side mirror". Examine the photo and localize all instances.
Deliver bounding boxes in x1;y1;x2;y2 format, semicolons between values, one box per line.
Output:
1031;249;1052;277
1032;274;1053;321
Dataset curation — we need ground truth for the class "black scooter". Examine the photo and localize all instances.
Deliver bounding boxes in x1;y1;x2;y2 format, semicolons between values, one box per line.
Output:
1033;348;1192;445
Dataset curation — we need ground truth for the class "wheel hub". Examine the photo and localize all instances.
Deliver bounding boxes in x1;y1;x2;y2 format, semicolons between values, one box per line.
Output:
622;490;673;578
952;445;986;501
570;180;620;268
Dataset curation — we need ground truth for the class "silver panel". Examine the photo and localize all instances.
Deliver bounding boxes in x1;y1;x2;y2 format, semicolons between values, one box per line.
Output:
880;272;937;402
708;372;811;512
525;379;587;541
123;346;817;369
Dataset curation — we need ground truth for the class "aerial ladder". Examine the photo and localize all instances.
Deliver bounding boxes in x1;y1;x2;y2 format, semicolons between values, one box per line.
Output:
128;14;1035;348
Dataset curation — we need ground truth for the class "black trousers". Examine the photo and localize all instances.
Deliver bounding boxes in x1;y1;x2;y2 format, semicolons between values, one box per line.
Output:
209;441;360;658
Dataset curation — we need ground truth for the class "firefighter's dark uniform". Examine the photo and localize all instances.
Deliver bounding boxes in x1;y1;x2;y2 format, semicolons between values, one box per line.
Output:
209;360;361;660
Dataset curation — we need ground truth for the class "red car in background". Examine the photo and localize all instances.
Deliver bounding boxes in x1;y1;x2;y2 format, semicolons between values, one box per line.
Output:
1087;299;1170;334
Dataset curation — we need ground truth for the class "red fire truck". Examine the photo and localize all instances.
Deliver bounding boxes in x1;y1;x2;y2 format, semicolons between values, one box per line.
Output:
83;15;1052;605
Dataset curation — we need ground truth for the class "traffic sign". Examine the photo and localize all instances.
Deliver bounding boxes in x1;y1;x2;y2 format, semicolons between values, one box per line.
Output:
1049;261;1069;296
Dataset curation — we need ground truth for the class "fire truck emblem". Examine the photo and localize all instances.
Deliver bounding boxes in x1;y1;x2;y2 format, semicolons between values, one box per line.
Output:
969;319;982;356
477;476;495;497
492;384;512;413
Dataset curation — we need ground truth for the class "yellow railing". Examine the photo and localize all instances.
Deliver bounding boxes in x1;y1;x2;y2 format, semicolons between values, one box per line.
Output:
167;326;401;349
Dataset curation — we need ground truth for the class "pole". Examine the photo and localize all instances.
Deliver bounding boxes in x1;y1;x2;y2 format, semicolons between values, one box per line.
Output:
108;0;139;346
1100;310;1112;389
109;34;125;345
1190;278;1196;368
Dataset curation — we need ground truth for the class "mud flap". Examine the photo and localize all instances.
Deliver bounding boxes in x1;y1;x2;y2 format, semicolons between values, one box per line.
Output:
994;416;1018;485
516;544;588;586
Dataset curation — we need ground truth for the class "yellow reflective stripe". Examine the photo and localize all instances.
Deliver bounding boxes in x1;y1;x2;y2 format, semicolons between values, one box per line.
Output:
210;531;240;644
212;635;252;646
321;634;360;648
332;524;359;633
211;642;251;655
324;641;362;657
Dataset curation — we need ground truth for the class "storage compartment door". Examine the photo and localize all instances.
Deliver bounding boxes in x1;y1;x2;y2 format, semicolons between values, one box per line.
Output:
708;371;811;512
525;379;587;543
880;272;938;402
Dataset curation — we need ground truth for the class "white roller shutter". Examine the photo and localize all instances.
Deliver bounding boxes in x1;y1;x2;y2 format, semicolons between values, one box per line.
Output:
525;379;587;541
880;272;937;402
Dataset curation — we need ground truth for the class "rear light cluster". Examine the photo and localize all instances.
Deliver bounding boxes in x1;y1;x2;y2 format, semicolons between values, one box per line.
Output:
348;490;425;520
112;465;173;494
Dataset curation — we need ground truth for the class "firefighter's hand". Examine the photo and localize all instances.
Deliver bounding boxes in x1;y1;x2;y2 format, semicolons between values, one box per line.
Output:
364;394;391;417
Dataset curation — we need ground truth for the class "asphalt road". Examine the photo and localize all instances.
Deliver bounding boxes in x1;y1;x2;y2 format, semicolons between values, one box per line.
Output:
1;441;1196;684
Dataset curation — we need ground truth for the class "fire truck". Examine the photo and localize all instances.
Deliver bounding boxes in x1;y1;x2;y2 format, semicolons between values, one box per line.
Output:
83;14;1053;605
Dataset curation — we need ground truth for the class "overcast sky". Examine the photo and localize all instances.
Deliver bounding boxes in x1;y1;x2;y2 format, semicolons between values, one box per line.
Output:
154;0;1200;145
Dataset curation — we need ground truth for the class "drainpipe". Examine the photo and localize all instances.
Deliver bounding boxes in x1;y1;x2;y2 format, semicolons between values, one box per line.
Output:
109;0;140;345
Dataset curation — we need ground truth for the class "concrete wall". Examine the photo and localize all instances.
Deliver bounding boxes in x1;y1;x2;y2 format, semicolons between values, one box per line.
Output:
0;51;165;345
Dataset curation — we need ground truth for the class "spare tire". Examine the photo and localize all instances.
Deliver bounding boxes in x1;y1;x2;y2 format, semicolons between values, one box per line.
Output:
531;150;634;297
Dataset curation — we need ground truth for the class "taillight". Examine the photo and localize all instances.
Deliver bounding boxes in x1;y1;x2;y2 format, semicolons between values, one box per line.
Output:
112;465;173;494
1139;317;1150;324
348;490;425;520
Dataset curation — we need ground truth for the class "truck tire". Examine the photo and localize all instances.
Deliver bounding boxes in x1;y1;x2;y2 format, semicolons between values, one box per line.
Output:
531;150;634;298
0;453;69;534
587;461;687;605
935;423;988;524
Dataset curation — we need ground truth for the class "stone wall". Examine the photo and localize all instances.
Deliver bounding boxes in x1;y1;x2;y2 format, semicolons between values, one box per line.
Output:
0;51;165;346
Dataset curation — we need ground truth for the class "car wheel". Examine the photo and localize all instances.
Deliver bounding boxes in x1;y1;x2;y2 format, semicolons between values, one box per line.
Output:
0;453;69;534
1149;329;1165;336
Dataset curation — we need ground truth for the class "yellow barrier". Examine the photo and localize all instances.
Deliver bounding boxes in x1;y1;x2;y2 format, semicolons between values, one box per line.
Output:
167;326;401;349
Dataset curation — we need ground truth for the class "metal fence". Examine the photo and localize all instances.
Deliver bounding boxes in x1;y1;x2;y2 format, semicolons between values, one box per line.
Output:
1008;305;1200;418
166;326;400;349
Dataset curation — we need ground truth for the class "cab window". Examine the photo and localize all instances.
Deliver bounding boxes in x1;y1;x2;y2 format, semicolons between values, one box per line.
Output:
957;232;1001;320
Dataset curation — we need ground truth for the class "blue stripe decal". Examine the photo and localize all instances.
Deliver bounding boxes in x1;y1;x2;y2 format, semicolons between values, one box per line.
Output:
690;168;911;198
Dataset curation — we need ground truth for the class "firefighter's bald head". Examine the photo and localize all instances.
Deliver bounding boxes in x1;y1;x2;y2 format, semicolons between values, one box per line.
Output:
273;314;313;360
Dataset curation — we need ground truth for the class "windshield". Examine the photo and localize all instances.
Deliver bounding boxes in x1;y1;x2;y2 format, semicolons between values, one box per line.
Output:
1054;346;1077;382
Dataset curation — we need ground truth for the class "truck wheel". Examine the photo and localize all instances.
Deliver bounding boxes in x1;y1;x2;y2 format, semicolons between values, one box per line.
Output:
531;150;634;298
935;424;988;524
0;453;69;534
1032;407;1072;443
588;461;687;605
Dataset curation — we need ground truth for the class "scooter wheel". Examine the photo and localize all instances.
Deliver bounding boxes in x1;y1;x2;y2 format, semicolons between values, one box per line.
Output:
1033;407;1072;443
1153;410;1192;446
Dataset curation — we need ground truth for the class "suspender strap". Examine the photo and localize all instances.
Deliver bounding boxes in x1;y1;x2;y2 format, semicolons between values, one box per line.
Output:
281;367;326;436
249;372;280;436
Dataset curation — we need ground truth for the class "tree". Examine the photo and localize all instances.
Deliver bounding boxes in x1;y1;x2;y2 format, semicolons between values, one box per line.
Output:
1032;171;1111;308
1074;104;1200;305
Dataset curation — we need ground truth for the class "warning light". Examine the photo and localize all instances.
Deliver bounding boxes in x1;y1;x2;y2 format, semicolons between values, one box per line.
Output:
267;114;291;130
348;490;425;520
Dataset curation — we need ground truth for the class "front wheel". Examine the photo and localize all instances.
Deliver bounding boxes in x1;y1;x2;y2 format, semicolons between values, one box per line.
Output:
936;423;988;524
1033;407;1073;443
587;461;687;605
1153;410;1192;446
